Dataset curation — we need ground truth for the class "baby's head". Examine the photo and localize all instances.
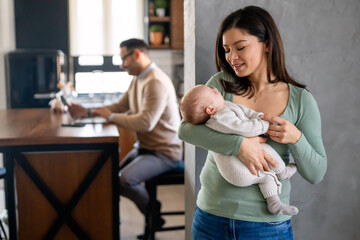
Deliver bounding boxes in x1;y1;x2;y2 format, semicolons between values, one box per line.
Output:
180;85;225;124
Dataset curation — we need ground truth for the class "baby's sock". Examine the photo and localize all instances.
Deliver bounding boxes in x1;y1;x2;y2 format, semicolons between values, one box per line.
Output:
266;195;299;216
276;163;297;180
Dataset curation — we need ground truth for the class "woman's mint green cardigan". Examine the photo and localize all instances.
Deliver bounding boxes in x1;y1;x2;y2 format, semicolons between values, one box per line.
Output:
178;71;327;222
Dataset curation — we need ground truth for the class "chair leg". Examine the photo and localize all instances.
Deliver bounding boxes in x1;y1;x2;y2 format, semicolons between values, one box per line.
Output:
0;220;7;240
144;180;157;240
142;171;185;240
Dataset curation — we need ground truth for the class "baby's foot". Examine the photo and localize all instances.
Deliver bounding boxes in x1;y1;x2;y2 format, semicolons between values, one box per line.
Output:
276;163;297;180
266;195;299;216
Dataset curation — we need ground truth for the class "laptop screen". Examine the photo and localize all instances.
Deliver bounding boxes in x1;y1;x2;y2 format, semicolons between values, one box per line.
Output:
75;71;132;94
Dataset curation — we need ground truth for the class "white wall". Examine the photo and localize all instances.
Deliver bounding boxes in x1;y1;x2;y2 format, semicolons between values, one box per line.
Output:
0;0;15;110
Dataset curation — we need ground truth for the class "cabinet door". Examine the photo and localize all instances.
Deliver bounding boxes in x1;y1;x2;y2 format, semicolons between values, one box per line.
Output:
170;0;184;49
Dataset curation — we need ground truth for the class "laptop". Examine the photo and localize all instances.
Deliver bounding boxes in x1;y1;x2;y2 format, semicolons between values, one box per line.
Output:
60;96;108;124
74;116;108;124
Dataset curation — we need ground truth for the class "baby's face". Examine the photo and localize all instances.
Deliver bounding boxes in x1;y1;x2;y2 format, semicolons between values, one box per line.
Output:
201;86;225;112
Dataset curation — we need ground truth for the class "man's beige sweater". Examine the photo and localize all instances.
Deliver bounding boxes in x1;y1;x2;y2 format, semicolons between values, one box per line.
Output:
107;66;183;161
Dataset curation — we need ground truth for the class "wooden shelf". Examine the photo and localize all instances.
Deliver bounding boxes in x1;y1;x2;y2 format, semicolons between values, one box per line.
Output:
149;44;171;49
146;0;183;49
149;16;170;22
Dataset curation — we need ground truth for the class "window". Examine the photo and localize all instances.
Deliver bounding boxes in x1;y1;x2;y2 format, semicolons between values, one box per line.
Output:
69;0;144;94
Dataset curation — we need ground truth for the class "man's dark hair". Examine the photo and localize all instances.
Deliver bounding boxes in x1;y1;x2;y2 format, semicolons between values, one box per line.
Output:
120;38;149;55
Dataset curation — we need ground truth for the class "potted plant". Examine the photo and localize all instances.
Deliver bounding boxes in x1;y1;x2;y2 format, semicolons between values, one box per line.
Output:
149;24;164;45
154;0;168;17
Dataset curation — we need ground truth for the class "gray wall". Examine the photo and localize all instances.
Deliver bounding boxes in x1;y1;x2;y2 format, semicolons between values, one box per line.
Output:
189;0;360;239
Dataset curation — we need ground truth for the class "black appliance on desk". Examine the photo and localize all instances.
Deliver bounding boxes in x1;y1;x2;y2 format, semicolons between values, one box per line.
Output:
5;49;67;108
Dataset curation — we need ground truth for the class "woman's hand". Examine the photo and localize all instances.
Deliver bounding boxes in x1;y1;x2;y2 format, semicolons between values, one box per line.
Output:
260;113;302;144
238;137;278;175
92;107;112;120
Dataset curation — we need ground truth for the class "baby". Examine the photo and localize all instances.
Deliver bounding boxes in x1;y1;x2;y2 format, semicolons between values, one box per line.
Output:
180;85;298;216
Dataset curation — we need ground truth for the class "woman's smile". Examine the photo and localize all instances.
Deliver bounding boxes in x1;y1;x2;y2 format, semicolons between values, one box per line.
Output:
233;62;245;71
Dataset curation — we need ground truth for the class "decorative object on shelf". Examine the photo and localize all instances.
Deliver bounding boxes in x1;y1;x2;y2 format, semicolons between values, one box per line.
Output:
164;35;170;44
149;24;164;45
149;1;155;16
154;0;168;17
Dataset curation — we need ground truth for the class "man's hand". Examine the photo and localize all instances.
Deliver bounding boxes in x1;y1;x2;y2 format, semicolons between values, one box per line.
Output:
92;107;112;120
49;98;67;114
68;103;88;118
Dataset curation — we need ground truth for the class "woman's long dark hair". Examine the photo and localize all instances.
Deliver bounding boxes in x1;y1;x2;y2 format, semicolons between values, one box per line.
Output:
215;6;306;97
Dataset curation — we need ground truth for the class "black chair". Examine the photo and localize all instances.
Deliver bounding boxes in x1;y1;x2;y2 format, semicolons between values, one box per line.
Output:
142;162;185;240
0;168;7;240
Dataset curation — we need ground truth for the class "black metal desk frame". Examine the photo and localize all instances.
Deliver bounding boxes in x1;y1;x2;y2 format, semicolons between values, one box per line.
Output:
0;143;119;240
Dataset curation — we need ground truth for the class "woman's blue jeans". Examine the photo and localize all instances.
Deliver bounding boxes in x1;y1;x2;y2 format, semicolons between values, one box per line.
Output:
192;207;294;240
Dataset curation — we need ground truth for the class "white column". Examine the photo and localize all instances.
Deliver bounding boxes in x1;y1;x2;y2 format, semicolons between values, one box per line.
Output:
0;0;16;110
184;0;196;239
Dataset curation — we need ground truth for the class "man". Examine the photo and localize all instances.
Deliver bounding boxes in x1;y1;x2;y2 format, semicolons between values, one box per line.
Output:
68;38;183;231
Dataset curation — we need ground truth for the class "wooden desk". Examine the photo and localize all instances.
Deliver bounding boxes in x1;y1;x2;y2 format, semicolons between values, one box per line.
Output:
0;108;120;240
117;127;136;161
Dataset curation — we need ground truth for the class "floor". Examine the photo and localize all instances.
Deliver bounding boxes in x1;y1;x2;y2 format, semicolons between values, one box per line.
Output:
0;184;185;240
120;185;185;240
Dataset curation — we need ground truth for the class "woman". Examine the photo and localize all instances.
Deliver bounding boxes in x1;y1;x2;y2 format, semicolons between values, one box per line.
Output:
178;5;327;240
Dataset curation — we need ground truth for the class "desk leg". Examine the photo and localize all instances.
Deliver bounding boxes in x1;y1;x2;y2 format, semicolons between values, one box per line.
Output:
4;151;17;240
2;143;120;240
111;143;120;240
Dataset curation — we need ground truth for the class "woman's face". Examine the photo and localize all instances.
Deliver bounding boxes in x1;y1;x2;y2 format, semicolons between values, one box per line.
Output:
222;28;268;79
